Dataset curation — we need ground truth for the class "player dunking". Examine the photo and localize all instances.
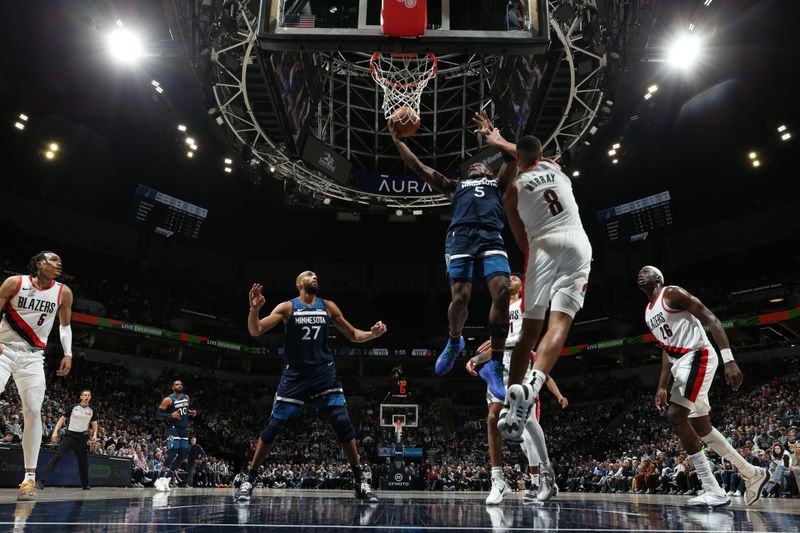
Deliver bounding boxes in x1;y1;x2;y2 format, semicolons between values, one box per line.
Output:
638;266;769;507
155;379;197;491
0;251;74;501
466;274;568;504
471;117;592;443
389;113;514;400
236;271;386;502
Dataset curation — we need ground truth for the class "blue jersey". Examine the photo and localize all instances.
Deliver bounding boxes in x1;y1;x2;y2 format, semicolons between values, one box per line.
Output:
167;393;190;429
448;174;505;233
284;297;333;369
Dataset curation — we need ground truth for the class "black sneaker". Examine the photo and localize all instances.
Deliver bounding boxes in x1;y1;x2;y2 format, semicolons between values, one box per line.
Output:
35;481;45;491
234;481;253;502
355;481;378;503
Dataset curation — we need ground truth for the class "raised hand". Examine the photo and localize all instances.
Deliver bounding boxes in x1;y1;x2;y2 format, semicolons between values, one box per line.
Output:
370;321;388;338
249;283;266;311
387;119;401;142
472;109;493;136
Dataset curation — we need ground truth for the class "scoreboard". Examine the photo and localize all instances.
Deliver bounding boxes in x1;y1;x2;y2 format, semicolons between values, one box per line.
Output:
394;378;408;397
597;191;673;242
131;185;208;239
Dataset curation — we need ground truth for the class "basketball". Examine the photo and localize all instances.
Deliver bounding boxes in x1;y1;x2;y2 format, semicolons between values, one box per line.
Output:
390;106;421;138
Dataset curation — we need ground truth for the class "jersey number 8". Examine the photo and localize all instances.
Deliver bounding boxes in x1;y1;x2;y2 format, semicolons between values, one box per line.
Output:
544;190;564;216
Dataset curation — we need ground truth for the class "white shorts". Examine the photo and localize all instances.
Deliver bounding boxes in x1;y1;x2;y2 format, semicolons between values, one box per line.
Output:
522;230;592;320
669;346;718;418
0;341;46;393
486;350;533;404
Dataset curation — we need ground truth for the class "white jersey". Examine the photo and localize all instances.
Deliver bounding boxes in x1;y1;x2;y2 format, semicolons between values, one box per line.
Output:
506;299;523;348
515;159;585;241
644;286;711;362
0;275;63;351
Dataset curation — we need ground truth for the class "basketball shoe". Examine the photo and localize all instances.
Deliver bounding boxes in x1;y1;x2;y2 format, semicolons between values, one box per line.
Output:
741;467;769;506
485;477;511;505
479;360;506;401
686;490;731;508
17;481;36;501
234;481;254;502
537;473;559;502
500;384;535;444
435;336;465;376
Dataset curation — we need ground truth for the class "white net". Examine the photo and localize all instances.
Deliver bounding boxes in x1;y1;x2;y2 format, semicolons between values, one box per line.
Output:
370;52;438;123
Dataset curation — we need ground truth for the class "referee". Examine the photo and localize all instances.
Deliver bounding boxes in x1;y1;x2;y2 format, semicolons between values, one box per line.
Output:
37;389;98;490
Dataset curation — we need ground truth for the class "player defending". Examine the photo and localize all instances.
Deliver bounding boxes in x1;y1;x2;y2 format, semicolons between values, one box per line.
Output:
638;266;769;507
155;379;197;491
236;271;387;502
466;274;568;504
389;114;514;401
472;116;592;444
0;251;74;500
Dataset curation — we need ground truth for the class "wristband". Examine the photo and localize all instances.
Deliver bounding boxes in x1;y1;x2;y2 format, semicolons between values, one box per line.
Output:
720;348;734;364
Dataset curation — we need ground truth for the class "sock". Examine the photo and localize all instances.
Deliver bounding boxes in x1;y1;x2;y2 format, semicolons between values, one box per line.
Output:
491;466;503;481
23;472;35;483
529;369;547;397
531;473;540;487
701;428;756;478
689;450;723;494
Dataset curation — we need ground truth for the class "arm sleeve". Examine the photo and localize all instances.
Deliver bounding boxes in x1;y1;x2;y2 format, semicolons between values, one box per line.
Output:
59;325;73;356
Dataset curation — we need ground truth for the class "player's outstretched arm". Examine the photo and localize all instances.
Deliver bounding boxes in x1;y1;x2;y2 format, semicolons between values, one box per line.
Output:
327;300;387;343
247;283;291;337
56;285;74;377
473;110;518;158
545;377;569;409
389;121;456;195
503;184;528;252
663;286;742;390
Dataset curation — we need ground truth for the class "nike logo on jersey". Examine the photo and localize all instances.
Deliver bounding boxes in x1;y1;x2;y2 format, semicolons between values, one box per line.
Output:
522;173;556;191
16;297;57;314
647;312;666;330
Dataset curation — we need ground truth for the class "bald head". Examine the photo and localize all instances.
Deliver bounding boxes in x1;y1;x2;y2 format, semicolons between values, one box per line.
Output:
296;271;319;294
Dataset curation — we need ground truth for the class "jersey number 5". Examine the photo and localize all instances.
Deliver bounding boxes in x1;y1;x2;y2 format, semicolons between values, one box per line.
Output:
37;313;47;326
302;326;322;340
544;190;563;216
474;186;485;198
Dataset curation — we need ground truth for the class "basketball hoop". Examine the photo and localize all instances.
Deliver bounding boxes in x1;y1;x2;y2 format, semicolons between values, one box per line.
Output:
370;52;438;122
392;418;405;443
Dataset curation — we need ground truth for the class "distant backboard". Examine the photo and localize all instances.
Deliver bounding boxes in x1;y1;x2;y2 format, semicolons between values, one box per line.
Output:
380;404;419;428
258;0;549;55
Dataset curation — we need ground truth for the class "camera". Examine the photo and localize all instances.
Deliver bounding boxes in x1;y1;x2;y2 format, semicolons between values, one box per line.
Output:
391;365;404;380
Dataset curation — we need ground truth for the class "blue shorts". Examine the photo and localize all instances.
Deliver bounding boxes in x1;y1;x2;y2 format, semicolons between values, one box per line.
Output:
271;362;346;420
167;427;189;450
445;227;510;282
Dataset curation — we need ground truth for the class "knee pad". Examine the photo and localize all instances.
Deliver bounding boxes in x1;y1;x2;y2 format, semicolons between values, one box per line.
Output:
487;322;510;338
319;405;355;443
260;416;288;444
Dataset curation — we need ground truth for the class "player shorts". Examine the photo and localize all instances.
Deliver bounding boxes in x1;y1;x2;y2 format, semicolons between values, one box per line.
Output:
669;346;718;418
0;341;46;394
445;227;510;283
522;230;592;320
271;362;346;420
167;427;190;449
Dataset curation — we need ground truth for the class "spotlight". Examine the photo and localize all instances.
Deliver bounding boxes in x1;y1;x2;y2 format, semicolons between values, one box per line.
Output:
269;165;276;173
45;151;55;160
189;144;198;151
178;124;187;132
612;159;619;165
18;114;28;122
777;125;786;132
395;209;403;216
752;160;760;167
748;152;757;160
667;34;702;69
608;149;617;156
108;28;144;63
185;138;195;145
612;143;620;149
323;197;332;205
187;151;194;158
224;167;232;173
224;158;233;165
647;85;658;93
769;298;784;304
589;125;598;135
644;93;653;100
703;0;712;6
688;23;695;32
13;122;25;130
412;210;423;216
572;170;580;177
150;80;160;87
154;86;163;94
49;143;59;152
215;116;224;126
781;133;791;141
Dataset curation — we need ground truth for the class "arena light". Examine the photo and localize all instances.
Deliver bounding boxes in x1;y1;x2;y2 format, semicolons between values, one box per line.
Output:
186;151;194;159
49;142;59;152
154;86;164;94
177;124;187;132
412;209;423;216
612;143;621;149
777;125;787;133
612;159;619;165
322;197;331;205
185;137;195;145
769;297;784;304
224;167;232;173
688;23;695;32
45;151;55;160
748;152;757;159
704;0;712;6
647;85;658;94
150;80;160;87
269;165;276;173
667;34;702;69
108;28;144;64
572;170;580;177
608;149;617;156
189;143;198;151
395;209;403;216
224;158;233;165
781;133;792;141
13;121;25;130
752;160;760;167
18;113;28;122
644;92;653;100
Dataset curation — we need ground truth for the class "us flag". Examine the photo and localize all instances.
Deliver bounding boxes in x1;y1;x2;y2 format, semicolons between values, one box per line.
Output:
283;14;316;28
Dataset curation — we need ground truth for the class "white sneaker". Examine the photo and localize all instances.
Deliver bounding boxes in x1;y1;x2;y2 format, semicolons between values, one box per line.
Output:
742;467;769;506
485;478;511;505
537;473;558;502
726;490;735;496
686;490;730;508
501;384;534;444
733;491;743;497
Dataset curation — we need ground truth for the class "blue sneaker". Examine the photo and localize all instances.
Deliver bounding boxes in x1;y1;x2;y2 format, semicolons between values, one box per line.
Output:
434;336;465;376
479;360;506;401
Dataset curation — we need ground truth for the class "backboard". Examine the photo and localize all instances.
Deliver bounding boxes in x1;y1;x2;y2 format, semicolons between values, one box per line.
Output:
258;0;549;55
379;403;419;428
